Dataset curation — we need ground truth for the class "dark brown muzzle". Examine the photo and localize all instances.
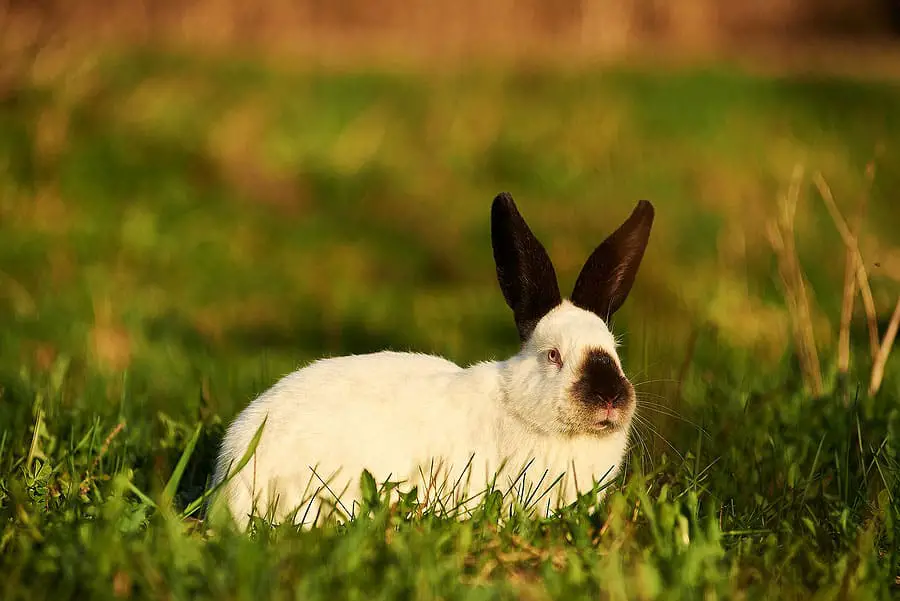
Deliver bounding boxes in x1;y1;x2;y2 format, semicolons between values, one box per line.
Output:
570;349;635;409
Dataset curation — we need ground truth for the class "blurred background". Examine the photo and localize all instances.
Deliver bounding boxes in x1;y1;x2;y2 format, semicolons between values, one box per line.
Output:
5;0;900;70
1;0;899;478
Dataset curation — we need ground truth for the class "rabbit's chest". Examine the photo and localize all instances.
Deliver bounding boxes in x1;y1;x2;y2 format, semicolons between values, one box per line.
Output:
495;430;629;507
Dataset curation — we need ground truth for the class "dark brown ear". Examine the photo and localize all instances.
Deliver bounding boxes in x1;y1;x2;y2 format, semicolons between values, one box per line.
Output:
570;200;654;322
491;192;562;342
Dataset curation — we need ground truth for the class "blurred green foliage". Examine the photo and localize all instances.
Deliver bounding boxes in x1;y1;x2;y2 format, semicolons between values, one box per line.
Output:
0;51;899;599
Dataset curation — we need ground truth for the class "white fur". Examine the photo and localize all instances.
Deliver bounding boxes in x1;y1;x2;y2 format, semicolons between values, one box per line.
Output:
210;301;634;529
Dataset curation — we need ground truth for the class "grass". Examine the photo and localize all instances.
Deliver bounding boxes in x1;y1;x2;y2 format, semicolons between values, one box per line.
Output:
1;49;900;599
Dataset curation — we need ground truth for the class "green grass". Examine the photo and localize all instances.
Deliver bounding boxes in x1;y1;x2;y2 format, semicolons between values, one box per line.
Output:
1;50;900;599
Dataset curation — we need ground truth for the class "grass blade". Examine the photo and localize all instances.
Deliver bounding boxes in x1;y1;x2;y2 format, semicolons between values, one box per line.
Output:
126;481;157;508
161;422;203;507
180;417;267;519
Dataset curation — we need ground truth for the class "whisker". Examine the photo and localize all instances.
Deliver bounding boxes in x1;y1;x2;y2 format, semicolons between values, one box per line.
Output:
636;403;683;415
632;414;685;461
634;427;652;469
626;366;649;382
626;423;650;471
636;406;710;438
637;402;696;417
635;391;673;403
633;397;693;419
635;397;676;406
631;378;681;387
630;418;656;467
637;404;689;414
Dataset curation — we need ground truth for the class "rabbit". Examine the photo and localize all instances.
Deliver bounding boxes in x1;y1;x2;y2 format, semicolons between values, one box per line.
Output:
209;192;655;529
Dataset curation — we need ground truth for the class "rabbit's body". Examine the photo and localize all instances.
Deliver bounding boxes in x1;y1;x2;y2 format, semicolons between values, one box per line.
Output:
212;193;655;529
213;303;630;527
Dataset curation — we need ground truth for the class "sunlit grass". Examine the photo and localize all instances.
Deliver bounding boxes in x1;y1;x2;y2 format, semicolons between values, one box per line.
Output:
0;51;899;599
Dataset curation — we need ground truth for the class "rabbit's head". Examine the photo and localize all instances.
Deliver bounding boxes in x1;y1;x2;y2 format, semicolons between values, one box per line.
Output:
492;192;654;438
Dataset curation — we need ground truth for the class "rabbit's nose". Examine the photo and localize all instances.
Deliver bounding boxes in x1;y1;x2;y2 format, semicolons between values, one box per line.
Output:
601;401;620;418
598;393;628;409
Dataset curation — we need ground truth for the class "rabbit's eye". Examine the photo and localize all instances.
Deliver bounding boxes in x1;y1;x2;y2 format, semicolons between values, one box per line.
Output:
547;348;562;367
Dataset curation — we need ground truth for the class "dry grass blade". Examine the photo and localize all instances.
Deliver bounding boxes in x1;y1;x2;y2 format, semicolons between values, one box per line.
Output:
813;172;880;360
838;251;858;376
869;298;900;396
768;223;819;395
836;165;872;377
767;165;823;397
78;421;126;496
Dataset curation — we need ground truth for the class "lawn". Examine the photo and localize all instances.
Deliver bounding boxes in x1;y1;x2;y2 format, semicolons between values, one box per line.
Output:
1;50;900;599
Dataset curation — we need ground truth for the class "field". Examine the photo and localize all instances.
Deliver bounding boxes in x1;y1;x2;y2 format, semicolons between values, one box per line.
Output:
1;50;900;599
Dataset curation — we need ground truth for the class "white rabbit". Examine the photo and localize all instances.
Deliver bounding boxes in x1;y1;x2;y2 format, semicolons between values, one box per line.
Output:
210;193;655;529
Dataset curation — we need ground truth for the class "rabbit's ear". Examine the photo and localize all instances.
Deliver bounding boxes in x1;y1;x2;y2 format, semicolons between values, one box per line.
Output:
491;192;562;342
570;200;654;322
